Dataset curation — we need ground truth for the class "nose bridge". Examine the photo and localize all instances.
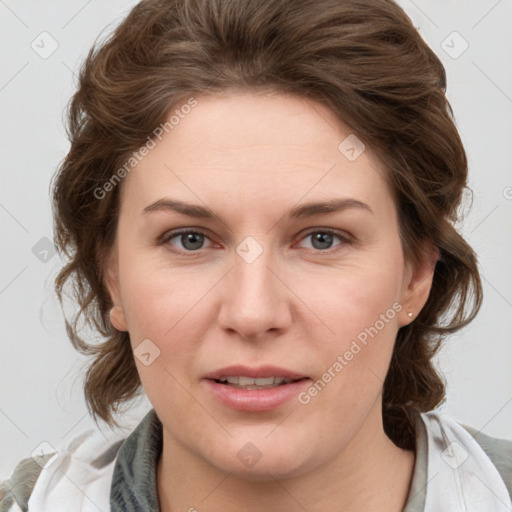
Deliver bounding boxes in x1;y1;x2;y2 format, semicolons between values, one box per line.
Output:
218;236;291;338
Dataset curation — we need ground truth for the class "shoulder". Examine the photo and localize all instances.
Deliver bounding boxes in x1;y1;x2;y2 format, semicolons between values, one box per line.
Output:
0;428;126;512
0;454;54;512
461;423;512;497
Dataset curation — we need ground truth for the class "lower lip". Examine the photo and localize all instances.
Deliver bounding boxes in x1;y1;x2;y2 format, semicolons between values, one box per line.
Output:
203;378;310;412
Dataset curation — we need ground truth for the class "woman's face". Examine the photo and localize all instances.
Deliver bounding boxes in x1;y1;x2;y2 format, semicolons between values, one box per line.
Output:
106;91;433;479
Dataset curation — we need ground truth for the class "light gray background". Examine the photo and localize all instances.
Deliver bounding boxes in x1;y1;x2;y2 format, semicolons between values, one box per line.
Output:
1;0;511;479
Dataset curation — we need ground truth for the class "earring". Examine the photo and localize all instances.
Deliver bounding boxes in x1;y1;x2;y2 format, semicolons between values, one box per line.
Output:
407;312;413;318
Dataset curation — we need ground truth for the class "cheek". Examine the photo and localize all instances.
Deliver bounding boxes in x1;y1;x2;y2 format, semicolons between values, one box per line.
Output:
306;258;404;391
316;264;402;338
119;266;203;409
118;251;203;340
116;259;214;397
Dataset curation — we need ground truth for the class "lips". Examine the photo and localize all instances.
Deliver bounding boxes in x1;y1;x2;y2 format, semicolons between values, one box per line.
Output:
202;365;310;411
202;364;308;381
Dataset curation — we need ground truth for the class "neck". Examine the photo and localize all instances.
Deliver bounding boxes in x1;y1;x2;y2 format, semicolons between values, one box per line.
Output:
157;406;415;512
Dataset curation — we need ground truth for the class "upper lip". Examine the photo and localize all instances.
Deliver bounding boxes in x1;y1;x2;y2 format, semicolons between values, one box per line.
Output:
203;365;308;381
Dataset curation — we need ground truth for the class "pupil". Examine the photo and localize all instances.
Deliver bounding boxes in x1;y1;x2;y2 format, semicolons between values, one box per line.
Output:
182;232;204;250
312;232;332;250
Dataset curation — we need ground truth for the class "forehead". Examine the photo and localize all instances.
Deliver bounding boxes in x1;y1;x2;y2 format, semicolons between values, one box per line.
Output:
120;91;395;222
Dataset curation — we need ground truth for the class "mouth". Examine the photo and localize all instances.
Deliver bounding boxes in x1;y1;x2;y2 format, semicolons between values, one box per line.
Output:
212;375;307;390
202;365;311;411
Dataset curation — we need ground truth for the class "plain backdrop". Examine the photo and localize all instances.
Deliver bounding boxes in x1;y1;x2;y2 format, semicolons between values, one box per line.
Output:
1;0;511;479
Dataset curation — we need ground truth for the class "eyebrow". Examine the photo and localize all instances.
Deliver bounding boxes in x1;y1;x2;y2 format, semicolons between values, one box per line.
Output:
142;197;373;221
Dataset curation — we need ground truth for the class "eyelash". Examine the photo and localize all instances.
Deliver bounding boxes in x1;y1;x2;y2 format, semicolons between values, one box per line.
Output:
159;228;352;255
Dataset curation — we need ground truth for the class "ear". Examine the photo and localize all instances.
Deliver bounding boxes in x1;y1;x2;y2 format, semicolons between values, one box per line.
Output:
103;243;128;332
399;242;439;327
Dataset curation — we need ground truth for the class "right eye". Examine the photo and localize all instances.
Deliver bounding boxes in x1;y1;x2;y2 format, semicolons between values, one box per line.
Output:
160;229;215;253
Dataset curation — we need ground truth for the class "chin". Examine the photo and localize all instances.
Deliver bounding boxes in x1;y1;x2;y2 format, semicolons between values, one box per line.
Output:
203;441;319;482
221;460;310;482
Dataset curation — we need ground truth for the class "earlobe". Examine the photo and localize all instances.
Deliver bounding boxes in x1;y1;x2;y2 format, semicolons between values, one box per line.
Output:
103;247;128;331
105;268;128;331
400;244;439;326
109;305;128;332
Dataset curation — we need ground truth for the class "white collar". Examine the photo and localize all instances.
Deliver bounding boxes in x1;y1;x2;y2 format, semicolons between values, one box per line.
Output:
26;410;511;511
420;410;512;511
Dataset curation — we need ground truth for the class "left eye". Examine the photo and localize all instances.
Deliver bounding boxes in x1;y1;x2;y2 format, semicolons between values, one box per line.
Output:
297;229;349;251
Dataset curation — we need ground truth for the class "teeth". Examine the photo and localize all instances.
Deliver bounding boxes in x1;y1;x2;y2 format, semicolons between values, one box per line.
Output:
218;376;293;388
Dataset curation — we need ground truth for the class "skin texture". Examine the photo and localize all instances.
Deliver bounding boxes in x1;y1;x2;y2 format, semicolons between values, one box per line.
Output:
106;90;437;511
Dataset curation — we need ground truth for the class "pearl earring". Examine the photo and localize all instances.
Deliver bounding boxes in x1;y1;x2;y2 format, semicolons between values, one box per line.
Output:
407;312;413;318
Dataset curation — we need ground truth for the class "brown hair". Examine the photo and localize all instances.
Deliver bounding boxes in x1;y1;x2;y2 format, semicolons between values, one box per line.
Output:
52;0;482;450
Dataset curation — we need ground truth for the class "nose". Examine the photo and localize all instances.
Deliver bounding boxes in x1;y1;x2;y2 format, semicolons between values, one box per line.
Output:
217;243;293;341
